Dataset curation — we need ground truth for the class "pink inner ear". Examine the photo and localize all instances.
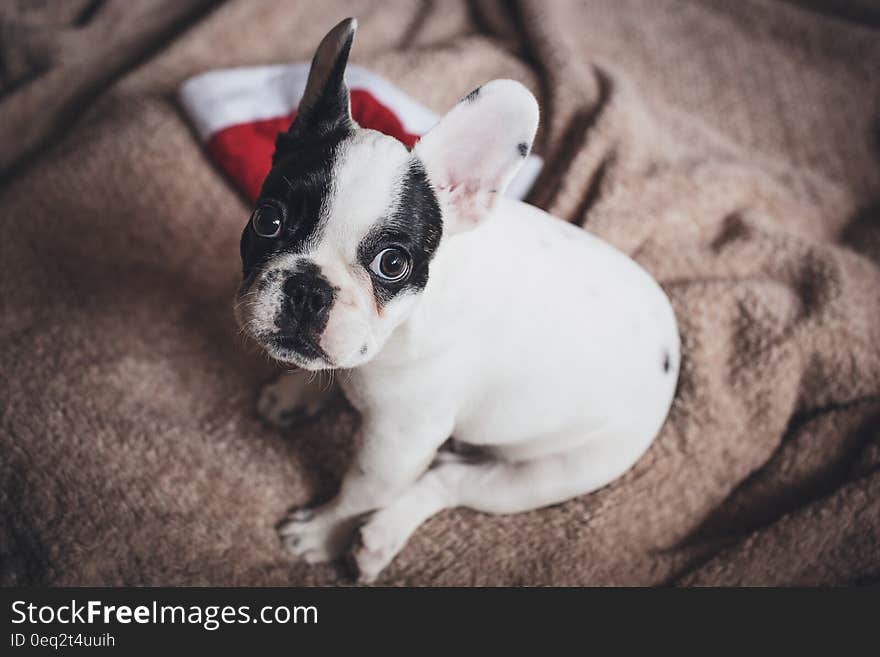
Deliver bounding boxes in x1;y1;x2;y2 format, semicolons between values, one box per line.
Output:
443;181;494;226
427;137;512;228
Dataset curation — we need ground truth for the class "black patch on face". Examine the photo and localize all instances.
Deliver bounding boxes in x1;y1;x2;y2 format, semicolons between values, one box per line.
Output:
359;344;368;355
270;333;331;365
256;268;282;293
517;141;529;157
356;157;442;307
267;263;336;365
464;85;481;102
662;349;671;374
279;263;335;330
239;126;353;279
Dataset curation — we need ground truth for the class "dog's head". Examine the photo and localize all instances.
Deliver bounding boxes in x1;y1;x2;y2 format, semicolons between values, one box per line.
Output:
235;18;539;370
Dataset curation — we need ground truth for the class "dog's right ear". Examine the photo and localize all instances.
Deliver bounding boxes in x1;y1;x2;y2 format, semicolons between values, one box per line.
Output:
288;17;357;140
414;80;539;234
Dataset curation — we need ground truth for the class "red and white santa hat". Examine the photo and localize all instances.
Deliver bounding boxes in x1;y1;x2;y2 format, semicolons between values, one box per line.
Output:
179;63;542;203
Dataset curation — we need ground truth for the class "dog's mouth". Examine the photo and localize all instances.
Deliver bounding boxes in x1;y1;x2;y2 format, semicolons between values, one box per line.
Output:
234;275;335;370
265;332;333;368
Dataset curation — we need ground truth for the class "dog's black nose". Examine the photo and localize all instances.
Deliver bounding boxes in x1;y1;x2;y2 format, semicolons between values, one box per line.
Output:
283;271;334;323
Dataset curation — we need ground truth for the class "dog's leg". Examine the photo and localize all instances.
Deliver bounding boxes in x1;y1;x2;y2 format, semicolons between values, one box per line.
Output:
278;416;451;564
350;438;641;582
257;370;337;428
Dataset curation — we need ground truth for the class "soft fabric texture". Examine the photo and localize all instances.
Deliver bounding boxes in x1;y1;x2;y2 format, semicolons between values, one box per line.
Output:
1;0;878;586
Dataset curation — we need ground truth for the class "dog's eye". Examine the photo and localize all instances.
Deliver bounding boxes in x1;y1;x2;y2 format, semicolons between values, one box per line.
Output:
251;204;283;238
369;247;411;282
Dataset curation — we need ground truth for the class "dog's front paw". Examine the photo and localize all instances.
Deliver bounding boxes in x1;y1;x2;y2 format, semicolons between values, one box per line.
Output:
348;510;410;583
257;374;331;428
277;506;357;564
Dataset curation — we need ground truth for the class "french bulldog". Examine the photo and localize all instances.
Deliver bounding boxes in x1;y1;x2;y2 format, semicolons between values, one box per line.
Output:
235;18;679;582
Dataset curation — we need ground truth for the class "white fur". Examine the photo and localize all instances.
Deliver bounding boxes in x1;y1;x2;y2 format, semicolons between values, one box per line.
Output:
250;79;679;582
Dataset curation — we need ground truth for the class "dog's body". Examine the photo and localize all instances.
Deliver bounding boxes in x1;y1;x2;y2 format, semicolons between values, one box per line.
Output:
236;18;679;582
345;196;679;465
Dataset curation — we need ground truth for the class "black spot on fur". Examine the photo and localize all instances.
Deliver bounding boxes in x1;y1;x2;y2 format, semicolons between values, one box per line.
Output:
663;350;671;373
359;344;368;355
356;157;442;307
464;86;481;102
517;141;529;157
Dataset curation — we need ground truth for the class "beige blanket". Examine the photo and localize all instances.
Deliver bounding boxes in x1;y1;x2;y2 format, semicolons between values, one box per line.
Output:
1;0;878;585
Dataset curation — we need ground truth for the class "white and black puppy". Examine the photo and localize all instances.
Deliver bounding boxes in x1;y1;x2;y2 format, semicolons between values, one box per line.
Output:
235;18;679;582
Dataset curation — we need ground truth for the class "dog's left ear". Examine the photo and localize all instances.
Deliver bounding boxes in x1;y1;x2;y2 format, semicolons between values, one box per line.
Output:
414;80;539;234
289;17;357;139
